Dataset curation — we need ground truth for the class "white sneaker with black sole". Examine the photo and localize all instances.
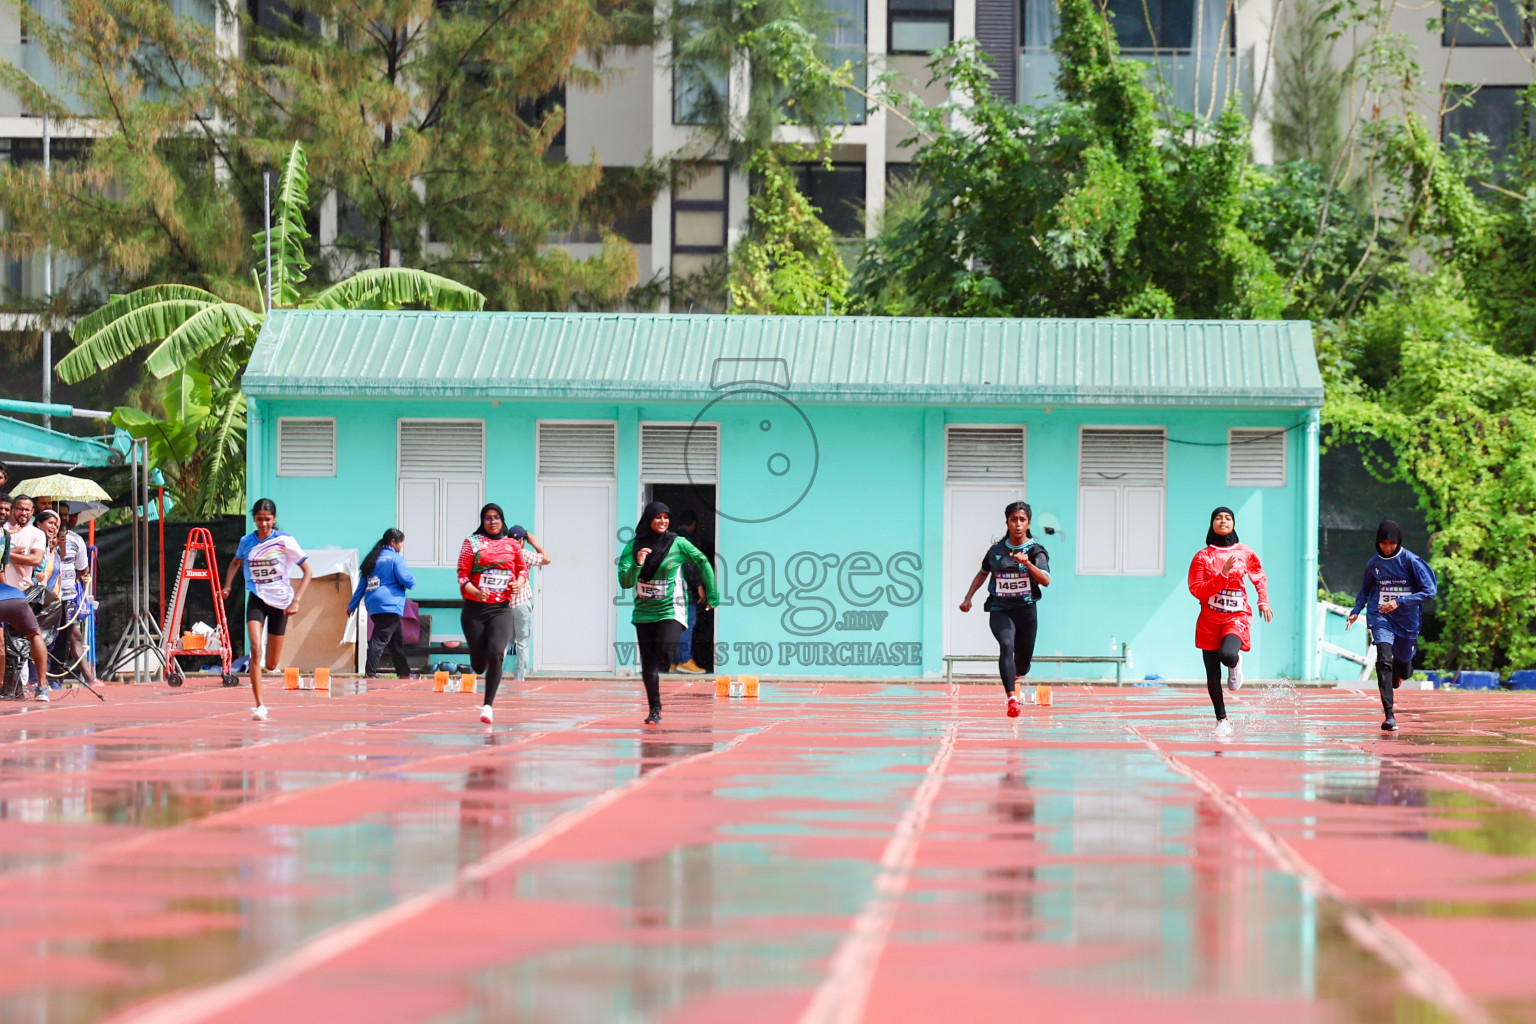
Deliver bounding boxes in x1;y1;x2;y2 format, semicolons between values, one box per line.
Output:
1227;653;1244;692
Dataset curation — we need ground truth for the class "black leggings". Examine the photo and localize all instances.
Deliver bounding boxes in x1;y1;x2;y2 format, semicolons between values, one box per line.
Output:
635;619;682;711
1375;643;1412;713
366;613;413;678
1201;634;1243;720
988;605;1038;695
461;602;514;705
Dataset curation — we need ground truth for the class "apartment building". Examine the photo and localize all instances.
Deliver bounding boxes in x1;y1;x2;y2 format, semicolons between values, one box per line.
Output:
1;0;1532;305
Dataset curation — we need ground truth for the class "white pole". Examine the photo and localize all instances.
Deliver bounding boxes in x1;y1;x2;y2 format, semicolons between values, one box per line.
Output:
42;114;53;431
264;171;273;312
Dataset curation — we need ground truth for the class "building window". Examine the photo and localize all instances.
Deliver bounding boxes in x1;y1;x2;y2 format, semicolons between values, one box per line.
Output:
1077;428;1166;576
1443;85;1536;170
787;163;865;238
396;420;485;569
640;423;720;484
1102;0;1197;50
1442;0;1533;46
1227;428;1287;488
890;0;954;53
537;422;617;479
516;86;567;158
673;2;728;127
946;427;1026;483
826;0;869;123
671;163;728;282
276;418;336;477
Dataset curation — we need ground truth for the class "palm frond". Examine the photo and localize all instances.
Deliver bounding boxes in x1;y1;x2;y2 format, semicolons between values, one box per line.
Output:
57;298;221;383
144;303;264;378
304;268;487;311
252;141;312;308
58;287;227;383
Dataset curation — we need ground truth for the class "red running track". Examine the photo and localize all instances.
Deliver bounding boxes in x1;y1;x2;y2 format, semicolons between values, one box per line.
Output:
3;677;1536;1023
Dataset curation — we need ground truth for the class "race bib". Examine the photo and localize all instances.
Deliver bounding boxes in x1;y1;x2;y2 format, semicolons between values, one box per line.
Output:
249;558;284;584
1379;582;1411;604
994;573;1032;598
479;570;512;594
636;579;667;601
365;576;380;593
1208;589;1244;613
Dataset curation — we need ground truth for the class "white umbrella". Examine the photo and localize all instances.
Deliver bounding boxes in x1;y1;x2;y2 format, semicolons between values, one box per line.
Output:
13;473;111;503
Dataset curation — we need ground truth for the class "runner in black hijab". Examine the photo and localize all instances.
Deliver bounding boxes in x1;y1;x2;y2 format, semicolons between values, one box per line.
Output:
1206;506;1239;547
633;501;676;581
474;502;508;538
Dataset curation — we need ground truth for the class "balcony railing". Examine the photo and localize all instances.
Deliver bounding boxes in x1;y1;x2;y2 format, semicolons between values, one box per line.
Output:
1018;46;1254;119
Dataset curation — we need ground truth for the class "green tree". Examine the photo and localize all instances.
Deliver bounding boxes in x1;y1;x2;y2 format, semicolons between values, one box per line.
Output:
727;150;849;314
850;7;1286;319
1270;0;1346;169
240;0;639;310
55;144;485;516
0;0;252;308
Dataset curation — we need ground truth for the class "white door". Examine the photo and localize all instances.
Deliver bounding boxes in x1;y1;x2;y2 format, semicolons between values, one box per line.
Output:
945;486;1025;670
535;482;616;672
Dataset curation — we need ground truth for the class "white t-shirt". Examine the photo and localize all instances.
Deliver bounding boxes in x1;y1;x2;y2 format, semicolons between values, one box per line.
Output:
237;530;308;610
59;531;88;599
3;523;47;591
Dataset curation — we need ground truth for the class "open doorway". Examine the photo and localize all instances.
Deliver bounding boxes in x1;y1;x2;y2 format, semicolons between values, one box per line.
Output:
647;483;717;672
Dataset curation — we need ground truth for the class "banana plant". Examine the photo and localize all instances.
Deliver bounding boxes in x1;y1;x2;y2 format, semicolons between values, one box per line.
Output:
56;141;486;514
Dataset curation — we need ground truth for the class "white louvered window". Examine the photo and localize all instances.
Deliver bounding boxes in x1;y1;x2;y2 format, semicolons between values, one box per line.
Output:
1078;428;1166;576
1228;428;1287;487
946;426;1026;483
276;418;336;477
538;422;617;479
397;420;485;568
640;423;719;484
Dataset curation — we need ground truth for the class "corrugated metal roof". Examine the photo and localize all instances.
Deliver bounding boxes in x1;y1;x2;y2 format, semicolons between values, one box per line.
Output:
244;312;1324;408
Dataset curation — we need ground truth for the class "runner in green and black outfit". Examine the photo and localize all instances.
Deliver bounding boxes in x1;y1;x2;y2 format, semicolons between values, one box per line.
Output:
959;501;1051;718
617;501;720;725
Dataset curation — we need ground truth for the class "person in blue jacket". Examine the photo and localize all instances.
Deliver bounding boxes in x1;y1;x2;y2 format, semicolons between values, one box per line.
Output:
1347;520;1437;733
348;528;417;678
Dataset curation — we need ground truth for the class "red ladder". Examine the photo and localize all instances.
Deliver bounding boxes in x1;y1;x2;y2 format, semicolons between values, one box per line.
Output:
161;528;238;687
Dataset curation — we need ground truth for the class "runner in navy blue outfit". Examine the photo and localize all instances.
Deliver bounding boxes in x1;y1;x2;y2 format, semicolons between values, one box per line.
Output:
1347;520;1437;732
959;501;1051;718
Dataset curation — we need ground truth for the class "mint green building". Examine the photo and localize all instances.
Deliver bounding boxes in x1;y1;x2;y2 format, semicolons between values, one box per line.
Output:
243;311;1323;681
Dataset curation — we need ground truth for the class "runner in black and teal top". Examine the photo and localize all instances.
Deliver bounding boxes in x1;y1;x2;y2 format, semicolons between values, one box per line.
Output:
617;501;720;725
959;501;1051;718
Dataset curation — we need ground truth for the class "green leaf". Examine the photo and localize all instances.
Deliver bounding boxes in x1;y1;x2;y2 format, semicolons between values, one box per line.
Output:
252;141;312;308
303;268;486;311
73;284;226;342
162;370;212;425
57;298;219;384
143;303;264;378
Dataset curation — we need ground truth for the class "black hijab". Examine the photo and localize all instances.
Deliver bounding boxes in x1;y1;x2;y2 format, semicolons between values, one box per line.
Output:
473;502;507;538
1376;520;1403;556
1207;506;1239;548
634;500;676;580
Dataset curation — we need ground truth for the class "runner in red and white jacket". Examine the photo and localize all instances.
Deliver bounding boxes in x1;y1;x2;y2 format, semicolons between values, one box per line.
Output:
457;503;526;725
1186;506;1272;739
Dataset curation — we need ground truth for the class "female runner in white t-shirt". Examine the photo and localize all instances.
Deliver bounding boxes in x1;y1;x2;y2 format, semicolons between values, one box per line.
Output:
222;498;313;721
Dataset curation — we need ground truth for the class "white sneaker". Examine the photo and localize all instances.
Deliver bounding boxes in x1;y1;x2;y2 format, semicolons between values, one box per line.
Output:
1214;718;1234;740
251;705;269;722
1227;653;1244;692
479;704;494;725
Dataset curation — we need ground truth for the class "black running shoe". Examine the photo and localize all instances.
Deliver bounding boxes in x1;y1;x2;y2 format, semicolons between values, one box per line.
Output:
1382;715;1397;732
644;708;662;725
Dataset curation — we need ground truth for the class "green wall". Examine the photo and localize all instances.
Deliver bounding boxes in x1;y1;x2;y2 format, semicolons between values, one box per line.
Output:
249;395;1317;681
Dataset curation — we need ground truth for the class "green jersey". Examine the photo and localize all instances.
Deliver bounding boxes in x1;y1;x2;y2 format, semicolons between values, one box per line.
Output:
617;536;720;625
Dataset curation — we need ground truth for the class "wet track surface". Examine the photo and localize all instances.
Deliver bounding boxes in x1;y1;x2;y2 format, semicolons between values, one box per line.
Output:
4;678;1536;1023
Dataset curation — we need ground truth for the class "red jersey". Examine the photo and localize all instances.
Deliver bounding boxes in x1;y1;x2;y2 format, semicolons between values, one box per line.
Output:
457;534;527;604
1188;543;1269;651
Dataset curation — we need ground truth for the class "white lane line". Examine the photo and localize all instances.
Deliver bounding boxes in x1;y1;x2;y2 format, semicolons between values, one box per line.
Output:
106;724;769;1024
797;722;960;1024
1129;726;1495;1024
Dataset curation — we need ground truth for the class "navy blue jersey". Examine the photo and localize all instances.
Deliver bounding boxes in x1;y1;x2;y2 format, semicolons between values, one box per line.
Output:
1350;547;1437;638
982;540;1049;612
